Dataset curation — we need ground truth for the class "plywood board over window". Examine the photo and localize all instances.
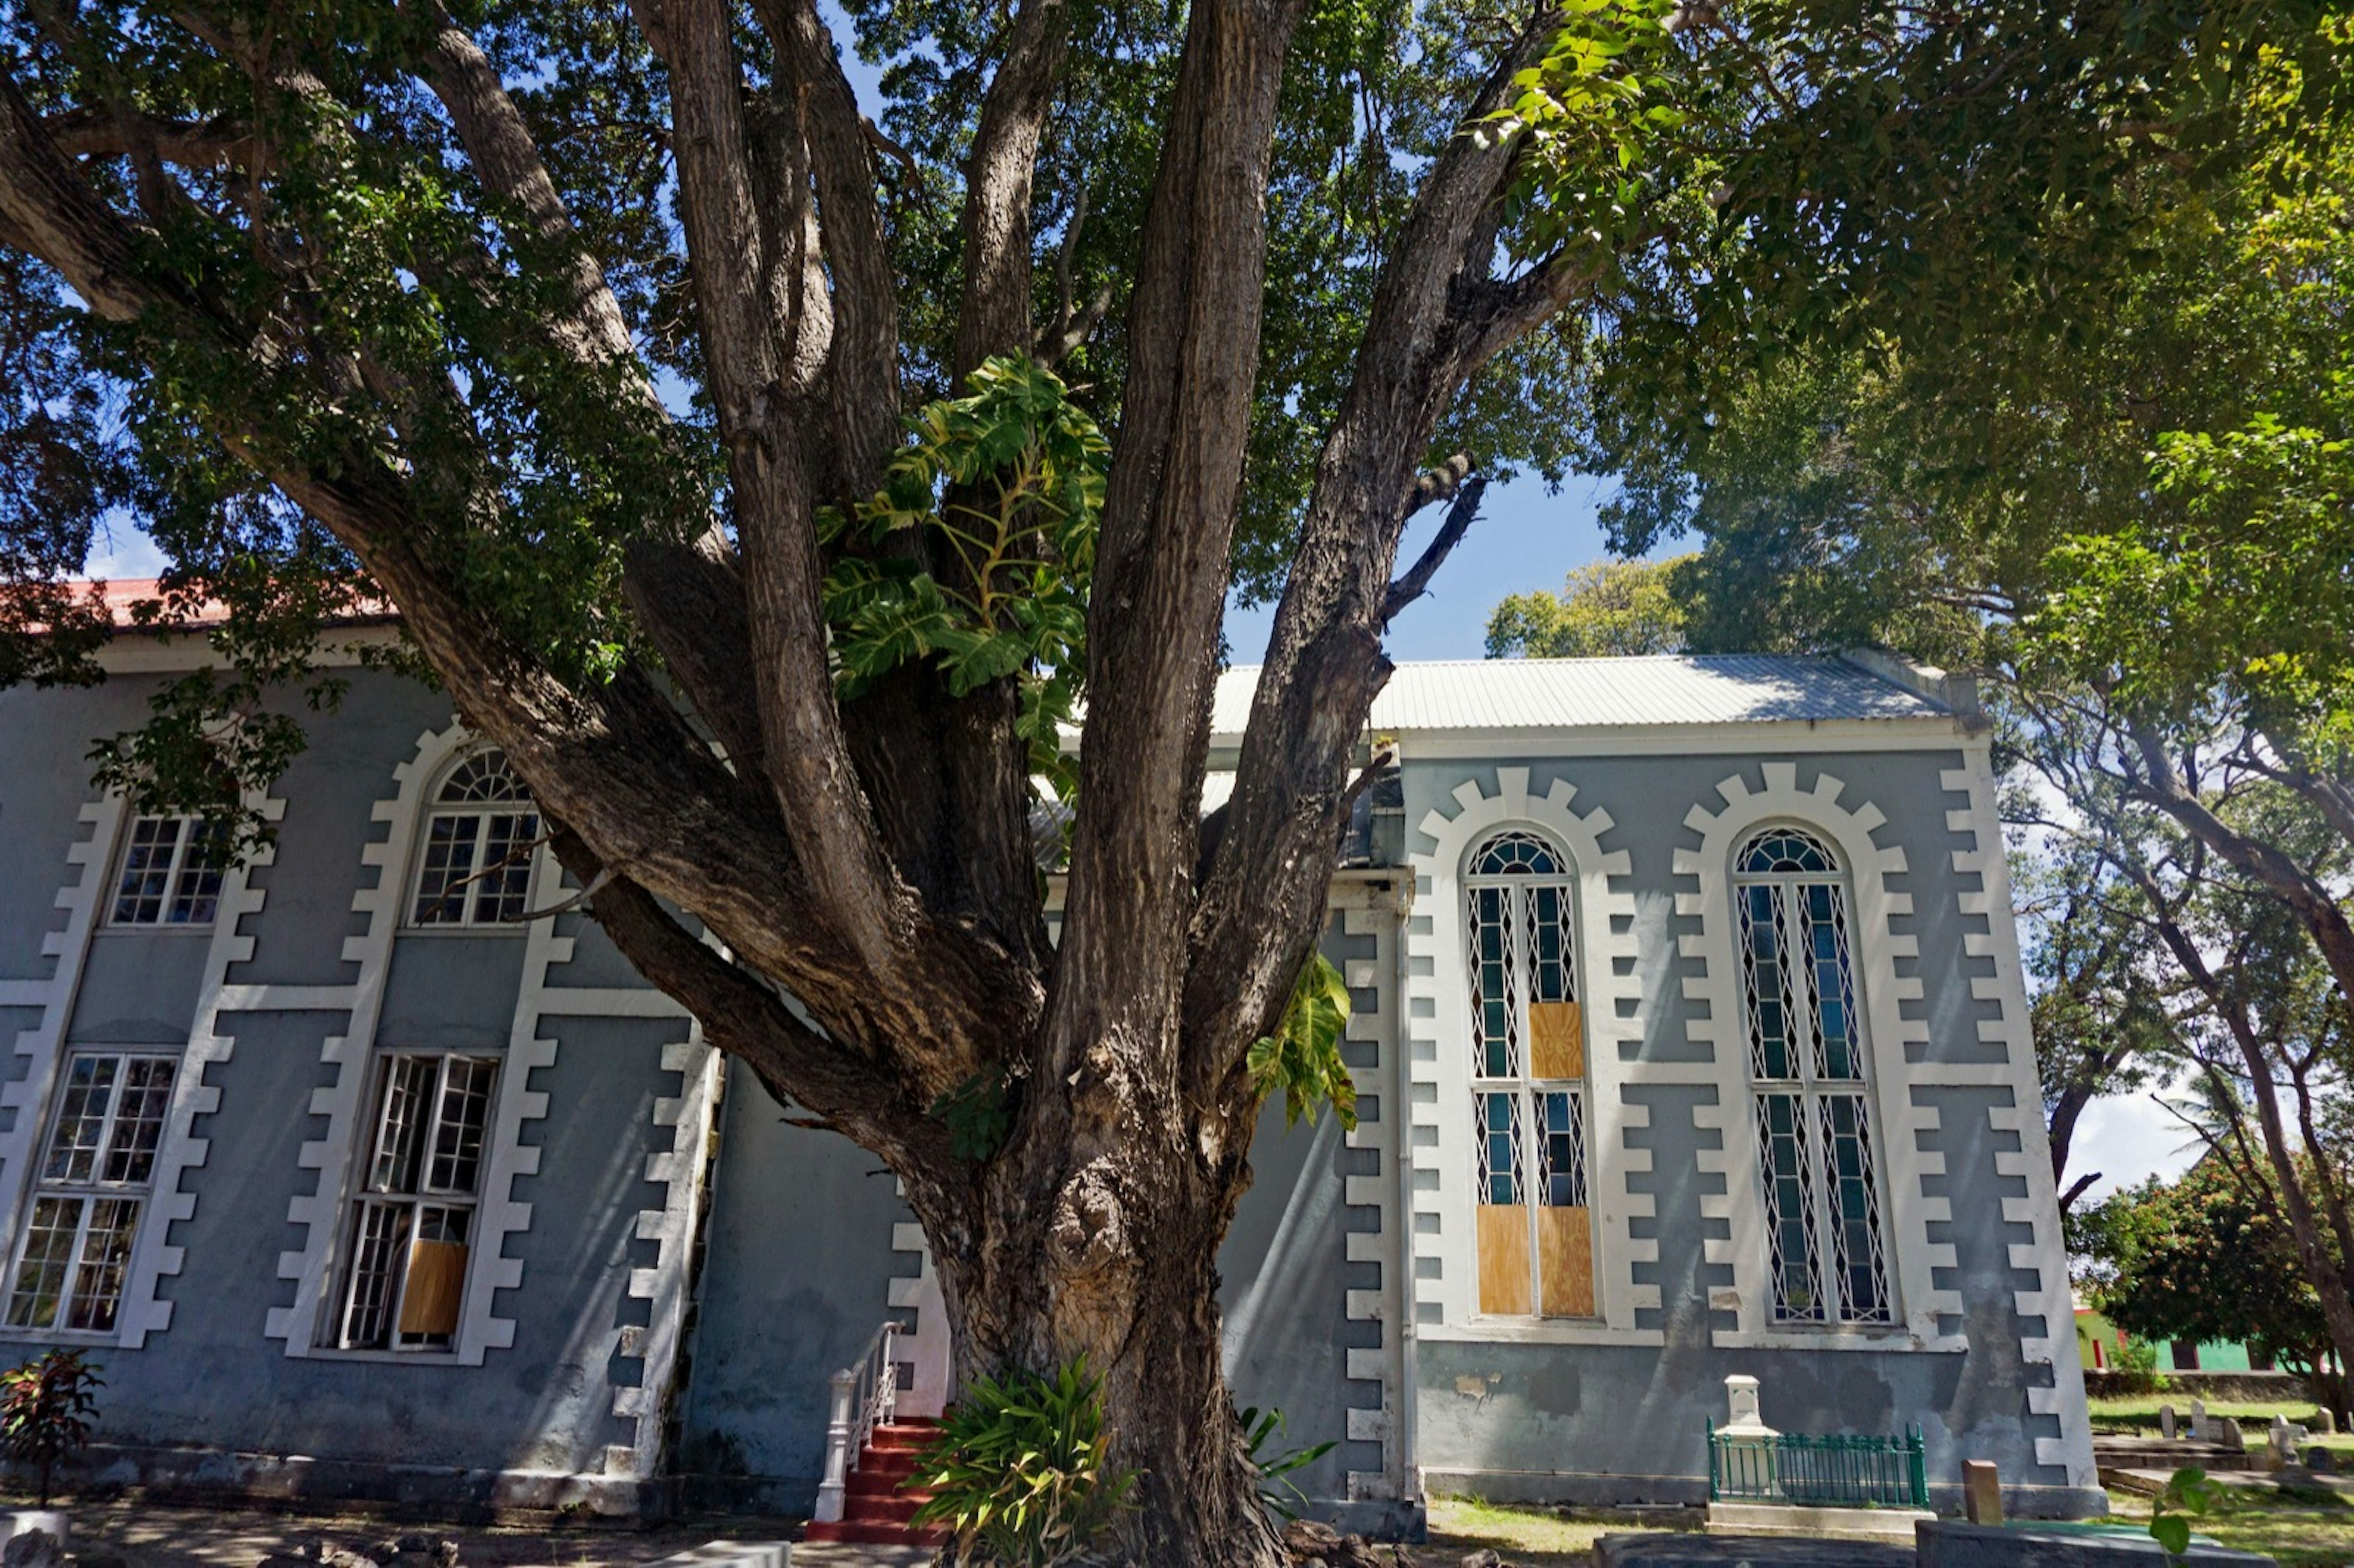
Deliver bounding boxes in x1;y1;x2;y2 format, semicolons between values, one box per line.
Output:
1466;828;1598;1320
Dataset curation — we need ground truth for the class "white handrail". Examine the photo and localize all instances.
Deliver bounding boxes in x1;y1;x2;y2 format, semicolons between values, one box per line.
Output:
812;1319;905;1524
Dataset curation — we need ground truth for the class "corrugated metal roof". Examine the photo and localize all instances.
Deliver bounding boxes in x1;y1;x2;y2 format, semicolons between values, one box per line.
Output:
1211;655;1952;739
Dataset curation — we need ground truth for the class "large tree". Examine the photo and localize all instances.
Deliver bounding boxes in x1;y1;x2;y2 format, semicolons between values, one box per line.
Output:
0;1;2306;1558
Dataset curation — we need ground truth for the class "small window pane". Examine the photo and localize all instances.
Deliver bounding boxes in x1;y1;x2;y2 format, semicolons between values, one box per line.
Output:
1476;1092;1523;1206
1468;886;1518;1079
62;1198;141;1333
425;1059;496;1195
466;811;540;924
339;1198;413;1349
1534;1090;1586;1208
1756;1092;1823;1322
369;1056;439;1193
43;1056;117;1184
112;817;183;924
6;1198;82;1330
1800;883;1863;1081
1739;885;1800;1081
412;813;483;925
167;822;226;924
1821;1095;1890;1323
101;1059;177;1185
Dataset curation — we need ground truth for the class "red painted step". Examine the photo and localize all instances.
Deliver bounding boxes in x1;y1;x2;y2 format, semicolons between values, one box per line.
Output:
804;1419;950;1547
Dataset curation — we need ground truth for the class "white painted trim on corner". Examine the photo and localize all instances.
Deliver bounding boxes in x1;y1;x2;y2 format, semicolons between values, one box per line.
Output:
613;1028;722;1472
1672;761;1963;1352
1403;766;1654;1342
1942;748;2099;1488
888;1213;951;1421
0;796;125;1257
1334;881;1405;1502
118;790;290;1345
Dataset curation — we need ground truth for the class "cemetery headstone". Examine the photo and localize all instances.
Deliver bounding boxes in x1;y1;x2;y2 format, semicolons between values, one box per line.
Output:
2190;1398;2209;1441
1962;1460;2003;1525
2160;1404;2178;1441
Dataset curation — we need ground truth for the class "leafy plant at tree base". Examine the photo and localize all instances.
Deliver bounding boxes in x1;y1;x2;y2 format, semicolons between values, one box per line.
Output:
0;1349;102;1507
2149;1465;2214;1560
1239;1406;1336;1522
908;1361;1138;1567
1247;953;1357;1132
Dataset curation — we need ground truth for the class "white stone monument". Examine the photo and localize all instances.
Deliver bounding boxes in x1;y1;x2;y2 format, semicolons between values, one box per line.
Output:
1723;1373;1779;1437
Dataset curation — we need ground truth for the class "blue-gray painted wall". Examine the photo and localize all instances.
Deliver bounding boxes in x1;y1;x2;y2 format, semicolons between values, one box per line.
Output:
0;667;2096;1521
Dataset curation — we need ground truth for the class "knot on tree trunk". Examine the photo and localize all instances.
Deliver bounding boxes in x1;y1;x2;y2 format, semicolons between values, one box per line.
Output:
1046;1158;1130;1280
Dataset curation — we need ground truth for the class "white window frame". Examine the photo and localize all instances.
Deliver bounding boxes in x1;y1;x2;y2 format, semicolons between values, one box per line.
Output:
2;1049;180;1336
406;750;543;929
107;814;224;927
326;1052;498;1353
1465;829;1598;1320
1734;825;1893;1328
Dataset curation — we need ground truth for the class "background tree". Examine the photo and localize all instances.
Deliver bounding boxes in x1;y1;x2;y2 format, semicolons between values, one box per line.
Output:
0;1;2320;1559
1484;554;1688;658
2075;1156;2347;1417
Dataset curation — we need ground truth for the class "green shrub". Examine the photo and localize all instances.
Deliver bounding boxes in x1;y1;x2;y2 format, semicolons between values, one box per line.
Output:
908;1360;1138;1566
1240;1405;1336;1520
2107;1334;2162;1395
0;1349;102;1506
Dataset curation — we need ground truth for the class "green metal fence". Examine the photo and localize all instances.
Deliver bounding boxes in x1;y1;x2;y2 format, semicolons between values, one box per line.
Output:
1706;1420;1928;1509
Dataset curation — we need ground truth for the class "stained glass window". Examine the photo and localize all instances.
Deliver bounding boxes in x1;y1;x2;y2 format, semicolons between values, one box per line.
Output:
1734;827;1889;1325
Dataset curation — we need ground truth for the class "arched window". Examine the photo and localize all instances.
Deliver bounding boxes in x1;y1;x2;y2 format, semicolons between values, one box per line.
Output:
1465;829;1593;1319
409;751;541;927
1734;826;1889;1325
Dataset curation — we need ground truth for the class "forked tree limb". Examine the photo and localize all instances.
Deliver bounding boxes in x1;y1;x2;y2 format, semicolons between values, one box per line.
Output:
953;0;1068;378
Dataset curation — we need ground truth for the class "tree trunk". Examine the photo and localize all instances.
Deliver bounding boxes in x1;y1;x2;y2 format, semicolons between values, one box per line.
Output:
917;1105;1284;1567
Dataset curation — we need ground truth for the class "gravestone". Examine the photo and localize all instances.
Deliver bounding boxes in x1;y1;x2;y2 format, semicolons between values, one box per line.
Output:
2216;1417;2248;1453
2190;1399;2209;1441
2159;1405;2177;1441
1722;1374;1777;1437
2313;1408;2336;1435
1962;1461;2002;1525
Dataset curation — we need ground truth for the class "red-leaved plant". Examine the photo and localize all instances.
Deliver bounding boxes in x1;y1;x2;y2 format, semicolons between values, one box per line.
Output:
0;1350;102;1507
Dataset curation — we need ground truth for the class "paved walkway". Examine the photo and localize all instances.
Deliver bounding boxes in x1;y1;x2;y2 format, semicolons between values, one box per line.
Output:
63;1504;926;1568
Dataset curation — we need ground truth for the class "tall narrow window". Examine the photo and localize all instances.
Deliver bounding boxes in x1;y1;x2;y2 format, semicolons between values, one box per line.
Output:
5;1051;178;1333
331;1053;497;1351
1735;828;1889;1325
109;815;224;926
410;751;541;927
1466;830;1594;1318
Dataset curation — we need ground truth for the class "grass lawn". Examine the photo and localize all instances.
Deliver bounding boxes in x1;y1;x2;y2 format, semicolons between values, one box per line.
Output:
1424;1498;1699;1568
2105;1480;2354;1568
2088;1392;2348;1441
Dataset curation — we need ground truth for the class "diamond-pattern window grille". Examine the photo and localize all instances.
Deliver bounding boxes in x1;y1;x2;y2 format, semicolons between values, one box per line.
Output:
1738;882;1802;1081
1736;827;1889;1326
1526;883;1575;1006
1819;1093;1891;1322
1533;1089;1587;1208
1800;882;1863;1081
1476;1091;1523;1206
1467;884;1519;1079
1754;1091;1825;1322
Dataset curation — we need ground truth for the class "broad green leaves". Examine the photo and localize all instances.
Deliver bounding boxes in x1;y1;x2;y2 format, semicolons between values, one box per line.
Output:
1246;951;1358;1132
821;355;1107;797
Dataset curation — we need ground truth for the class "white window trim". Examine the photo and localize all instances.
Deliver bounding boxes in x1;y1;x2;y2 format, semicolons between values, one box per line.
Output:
404;750;543;932
1674;763;1960;1352
0;1048;181;1339
1465;828;1598;1322
1734;832;1894;1329
104;813;224;930
324;1051;499;1354
1406;767;1658;1344
271;721;555;1364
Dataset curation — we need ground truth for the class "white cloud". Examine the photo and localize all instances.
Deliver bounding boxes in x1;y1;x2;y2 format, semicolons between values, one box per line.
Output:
2065;1085;2206;1204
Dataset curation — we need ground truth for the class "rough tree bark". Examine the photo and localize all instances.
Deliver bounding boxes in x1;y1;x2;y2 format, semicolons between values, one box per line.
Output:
0;2;1596;1559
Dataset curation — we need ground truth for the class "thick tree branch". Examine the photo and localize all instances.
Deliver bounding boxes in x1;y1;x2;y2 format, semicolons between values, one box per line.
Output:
43;107;247;167
1183;7;1581;1124
952;0;1067;378
2126;717;2354;1015
653;0;912;979
1041;0;1309;1139
1381;470;1486;624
